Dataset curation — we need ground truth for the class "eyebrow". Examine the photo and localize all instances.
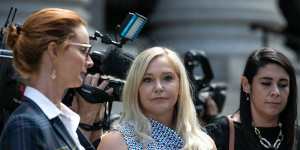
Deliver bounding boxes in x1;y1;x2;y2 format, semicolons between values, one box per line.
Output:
259;77;289;82
143;72;175;76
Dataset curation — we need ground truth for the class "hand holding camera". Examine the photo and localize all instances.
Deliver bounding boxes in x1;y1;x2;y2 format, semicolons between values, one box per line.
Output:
71;73;113;142
184;50;227;123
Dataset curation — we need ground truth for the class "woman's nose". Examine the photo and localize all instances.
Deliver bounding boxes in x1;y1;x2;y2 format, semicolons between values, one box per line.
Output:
270;85;280;97
86;55;94;68
154;80;163;94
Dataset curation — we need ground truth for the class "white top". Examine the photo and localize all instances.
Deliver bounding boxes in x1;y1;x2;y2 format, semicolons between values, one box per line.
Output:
24;86;85;150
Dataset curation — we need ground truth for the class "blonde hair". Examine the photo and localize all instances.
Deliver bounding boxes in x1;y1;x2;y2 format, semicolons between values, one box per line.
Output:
121;47;215;149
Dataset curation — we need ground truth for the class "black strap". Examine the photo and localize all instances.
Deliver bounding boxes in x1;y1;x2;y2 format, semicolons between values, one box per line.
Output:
77;84;112;104
92;138;101;148
79;119;105;131
76;129;95;150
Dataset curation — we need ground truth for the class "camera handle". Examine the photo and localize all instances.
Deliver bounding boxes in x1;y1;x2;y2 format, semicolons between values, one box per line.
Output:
76;84;113;104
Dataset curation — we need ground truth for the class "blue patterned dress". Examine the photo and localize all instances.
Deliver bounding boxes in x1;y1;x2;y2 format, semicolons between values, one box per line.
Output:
117;119;184;150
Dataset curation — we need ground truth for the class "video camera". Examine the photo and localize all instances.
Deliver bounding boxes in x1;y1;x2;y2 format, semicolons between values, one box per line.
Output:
64;12;147;131
63;47;134;105
63;12;146;105
184;50;227;121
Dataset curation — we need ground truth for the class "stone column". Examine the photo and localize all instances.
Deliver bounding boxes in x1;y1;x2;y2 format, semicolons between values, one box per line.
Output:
150;0;295;115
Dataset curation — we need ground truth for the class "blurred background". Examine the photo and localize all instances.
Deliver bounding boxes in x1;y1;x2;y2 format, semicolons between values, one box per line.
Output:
1;0;300;120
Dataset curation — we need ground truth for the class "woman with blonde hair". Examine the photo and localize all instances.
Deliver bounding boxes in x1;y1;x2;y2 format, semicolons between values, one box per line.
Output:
98;47;216;149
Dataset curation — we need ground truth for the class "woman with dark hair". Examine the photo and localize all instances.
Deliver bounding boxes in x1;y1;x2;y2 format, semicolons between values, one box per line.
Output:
206;48;298;150
0;8;95;149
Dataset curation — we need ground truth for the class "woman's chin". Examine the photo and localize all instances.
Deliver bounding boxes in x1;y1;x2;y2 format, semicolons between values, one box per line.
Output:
77;79;84;87
68;80;83;88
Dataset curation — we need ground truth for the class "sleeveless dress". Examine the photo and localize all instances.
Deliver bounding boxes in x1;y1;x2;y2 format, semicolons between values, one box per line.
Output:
117;119;184;150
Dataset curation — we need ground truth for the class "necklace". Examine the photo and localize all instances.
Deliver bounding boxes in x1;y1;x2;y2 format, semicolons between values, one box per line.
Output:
253;122;284;150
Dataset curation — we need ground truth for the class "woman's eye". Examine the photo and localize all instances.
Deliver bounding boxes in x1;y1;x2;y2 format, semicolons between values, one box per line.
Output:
163;75;173;81
261;82;271;86
79;47;87;54
142;77;152;83
278;83;288;88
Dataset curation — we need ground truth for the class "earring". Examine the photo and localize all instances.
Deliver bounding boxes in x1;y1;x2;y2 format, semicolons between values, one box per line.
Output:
50;69;56;80
246;94;250;101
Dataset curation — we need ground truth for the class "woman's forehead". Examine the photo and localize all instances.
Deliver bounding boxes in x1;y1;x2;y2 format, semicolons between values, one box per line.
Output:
255;63;289;80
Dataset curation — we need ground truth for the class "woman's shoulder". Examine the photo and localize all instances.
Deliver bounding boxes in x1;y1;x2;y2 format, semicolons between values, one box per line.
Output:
4;101;48;129
98;121;141;150
205;116;229;132
205;116;230;150
205;116;229;138
114;121;137;137
97;131;127;150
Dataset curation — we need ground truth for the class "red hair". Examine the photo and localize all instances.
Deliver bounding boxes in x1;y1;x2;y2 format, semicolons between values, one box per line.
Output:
6;8;86;78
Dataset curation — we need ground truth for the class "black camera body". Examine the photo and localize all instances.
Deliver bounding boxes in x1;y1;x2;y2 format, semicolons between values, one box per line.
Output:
67;47;134;104
184;50;227;120
89;48;133;101
77;12;147;103
0;49;23;111
72;77;125;104
195;82;227;114
65;12;146;104
104;78;125;101
88;48;134;79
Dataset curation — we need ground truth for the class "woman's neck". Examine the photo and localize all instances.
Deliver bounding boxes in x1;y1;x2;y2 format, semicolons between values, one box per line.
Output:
146;111;175;129
29;75;65;109
251;109;279;127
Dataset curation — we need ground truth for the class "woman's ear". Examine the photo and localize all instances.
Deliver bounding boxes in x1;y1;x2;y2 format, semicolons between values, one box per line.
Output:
241;76;250;94
47;41;59;60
